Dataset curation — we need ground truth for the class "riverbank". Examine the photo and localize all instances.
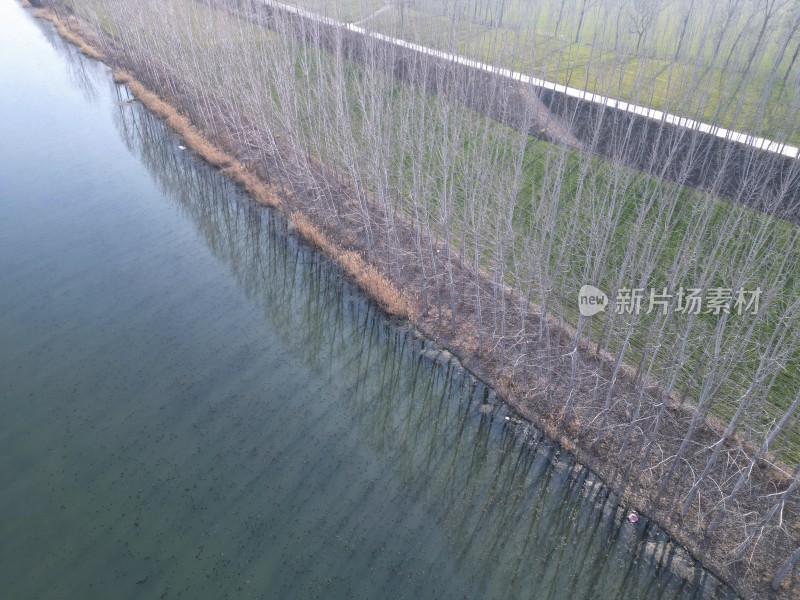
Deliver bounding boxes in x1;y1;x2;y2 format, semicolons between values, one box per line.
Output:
25;3;798;597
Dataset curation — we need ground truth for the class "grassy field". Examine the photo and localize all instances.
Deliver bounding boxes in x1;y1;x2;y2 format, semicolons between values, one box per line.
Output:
292;0;384;22
71;0;800;462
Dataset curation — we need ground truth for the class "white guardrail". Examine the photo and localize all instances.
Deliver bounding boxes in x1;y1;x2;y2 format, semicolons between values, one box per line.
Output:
262;0;799;159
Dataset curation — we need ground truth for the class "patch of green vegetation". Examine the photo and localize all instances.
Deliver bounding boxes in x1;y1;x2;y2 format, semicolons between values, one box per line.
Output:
292;0;385;22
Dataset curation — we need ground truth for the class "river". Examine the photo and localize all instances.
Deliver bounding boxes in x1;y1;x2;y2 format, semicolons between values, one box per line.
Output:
0;2;733;599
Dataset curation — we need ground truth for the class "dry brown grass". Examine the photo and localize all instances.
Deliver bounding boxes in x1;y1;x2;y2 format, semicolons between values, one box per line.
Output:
113;70;280;208
220;162;280;208
290;212;413;317
22;0;32;8
34;12;282;209
115;70;231;167
33;9;404;315
32;8;104;60
111;70;131;84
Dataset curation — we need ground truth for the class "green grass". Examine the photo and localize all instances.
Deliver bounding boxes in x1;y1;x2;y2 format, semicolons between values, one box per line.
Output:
291;0;385;22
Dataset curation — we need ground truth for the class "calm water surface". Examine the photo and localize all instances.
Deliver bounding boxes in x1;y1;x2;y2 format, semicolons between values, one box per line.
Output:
0;3;733;599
